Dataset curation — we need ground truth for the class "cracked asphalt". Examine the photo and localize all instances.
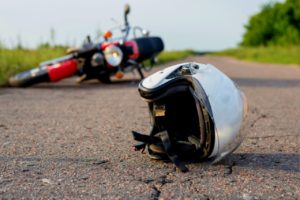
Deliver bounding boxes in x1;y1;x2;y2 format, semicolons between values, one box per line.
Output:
0;56;299;199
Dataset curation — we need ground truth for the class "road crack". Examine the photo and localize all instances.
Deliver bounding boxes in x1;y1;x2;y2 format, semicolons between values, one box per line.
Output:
250;114;267;128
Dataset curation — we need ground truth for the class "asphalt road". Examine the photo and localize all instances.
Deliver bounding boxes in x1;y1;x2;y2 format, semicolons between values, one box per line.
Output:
0;56;299;199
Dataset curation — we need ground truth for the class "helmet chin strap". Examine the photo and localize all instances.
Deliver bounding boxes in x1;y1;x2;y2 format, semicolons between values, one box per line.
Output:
132;100;201;173
132;104;193;172
132;130;189;173
158;131;189;172
132;113;192;173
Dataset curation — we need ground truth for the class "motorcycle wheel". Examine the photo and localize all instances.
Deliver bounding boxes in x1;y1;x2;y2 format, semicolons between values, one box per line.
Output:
97;72;111;83
9;67;49;87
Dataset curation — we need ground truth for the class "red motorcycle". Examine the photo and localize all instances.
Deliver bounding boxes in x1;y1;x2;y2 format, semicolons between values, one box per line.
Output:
9;5;164;87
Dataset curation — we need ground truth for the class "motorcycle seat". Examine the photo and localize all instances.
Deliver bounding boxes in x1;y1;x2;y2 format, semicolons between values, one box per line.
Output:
134;37;164;61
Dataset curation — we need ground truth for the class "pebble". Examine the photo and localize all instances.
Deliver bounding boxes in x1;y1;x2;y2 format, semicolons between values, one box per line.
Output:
242;193;259;200
42;178;53;185
224;166;233;176
157;175;173;186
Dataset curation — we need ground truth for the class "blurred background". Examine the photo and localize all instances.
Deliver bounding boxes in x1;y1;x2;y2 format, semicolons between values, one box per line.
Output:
0;0;283;50
0;0;299;85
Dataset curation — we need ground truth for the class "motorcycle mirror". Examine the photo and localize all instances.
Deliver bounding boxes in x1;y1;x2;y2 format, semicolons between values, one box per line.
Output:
86;35;92;44
142;29;150;37
124;4;130;15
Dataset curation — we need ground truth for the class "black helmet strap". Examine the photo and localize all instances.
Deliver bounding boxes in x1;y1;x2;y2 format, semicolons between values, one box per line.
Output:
159;130;189;172
132;130;189;172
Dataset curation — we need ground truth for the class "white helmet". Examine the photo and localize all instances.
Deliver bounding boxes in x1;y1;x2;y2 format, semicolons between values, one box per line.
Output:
132;62;248;172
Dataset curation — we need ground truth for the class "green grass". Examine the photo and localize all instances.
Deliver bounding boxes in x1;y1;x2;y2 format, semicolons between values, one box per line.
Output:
157;50;195;64
214;46;300;66
0;47;66;86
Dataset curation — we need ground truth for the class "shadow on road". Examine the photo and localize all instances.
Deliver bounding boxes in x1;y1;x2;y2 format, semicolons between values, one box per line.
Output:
30;79;140;90
0;155;109;166
232;77;300;88
6;77;300;90
220;153;300;173
0;153;298;173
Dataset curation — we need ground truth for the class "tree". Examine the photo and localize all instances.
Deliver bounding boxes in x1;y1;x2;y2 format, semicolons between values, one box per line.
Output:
241;0;300;46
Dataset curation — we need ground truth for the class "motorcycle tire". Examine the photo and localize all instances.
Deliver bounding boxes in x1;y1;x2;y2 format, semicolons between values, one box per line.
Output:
9;67;50;87
97;72;111;83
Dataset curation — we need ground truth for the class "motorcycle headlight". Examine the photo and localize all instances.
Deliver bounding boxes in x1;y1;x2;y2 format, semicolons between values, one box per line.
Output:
103;45;123;67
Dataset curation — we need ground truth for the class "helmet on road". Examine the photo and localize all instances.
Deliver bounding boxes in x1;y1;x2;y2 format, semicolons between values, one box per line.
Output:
132;62;248;172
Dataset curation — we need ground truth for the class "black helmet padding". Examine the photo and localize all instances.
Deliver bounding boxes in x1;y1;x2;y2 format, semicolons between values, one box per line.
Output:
133;79;204;172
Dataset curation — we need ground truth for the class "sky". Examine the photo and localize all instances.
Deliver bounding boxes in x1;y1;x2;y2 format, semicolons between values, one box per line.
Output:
0;0;281;51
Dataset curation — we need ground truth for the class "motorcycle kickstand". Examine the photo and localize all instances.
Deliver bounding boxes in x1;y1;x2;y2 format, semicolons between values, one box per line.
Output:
76;74;87;83
136;64;145;80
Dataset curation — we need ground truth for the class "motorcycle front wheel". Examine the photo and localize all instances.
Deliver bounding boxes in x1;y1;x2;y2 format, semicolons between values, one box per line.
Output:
9;67;49;87
97;71;111;83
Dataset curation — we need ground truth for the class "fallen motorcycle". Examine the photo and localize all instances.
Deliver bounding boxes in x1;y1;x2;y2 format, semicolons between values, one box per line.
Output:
9;4;164;87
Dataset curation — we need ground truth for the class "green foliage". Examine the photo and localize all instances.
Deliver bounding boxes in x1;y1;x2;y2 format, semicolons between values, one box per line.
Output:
142;50;195;68
241;0;300;46
215;46;300;66
226;0;300;65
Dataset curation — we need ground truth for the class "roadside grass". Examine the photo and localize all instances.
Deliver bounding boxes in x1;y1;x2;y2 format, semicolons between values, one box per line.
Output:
156;50;195;64
0;48;195;86
214;46;300;66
